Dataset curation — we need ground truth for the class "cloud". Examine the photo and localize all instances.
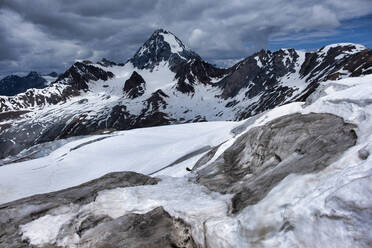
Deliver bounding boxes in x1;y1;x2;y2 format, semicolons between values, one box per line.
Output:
189;29;205;46
0;0;371;74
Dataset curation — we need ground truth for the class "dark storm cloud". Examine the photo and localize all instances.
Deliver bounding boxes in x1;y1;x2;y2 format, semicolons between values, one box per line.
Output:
0;0;372;75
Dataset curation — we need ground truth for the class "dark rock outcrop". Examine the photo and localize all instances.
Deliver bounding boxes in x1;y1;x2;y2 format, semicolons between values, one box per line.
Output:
76;207;196;248
218;49;298;99
193;113;357;213
173;58;228;94
218;44;371;119
57;62;115;90
0;171;196;248
0;172;161;247
0;72;47;96
123;71;146;98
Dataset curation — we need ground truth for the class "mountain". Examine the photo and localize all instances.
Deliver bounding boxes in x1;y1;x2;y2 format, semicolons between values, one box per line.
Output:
129;28;201;69
0;29;371;159
0;71;48;96
0;74;371;247
0;71;59;96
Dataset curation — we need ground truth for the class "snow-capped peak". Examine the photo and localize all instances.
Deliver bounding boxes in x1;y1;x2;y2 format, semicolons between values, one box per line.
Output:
160;31;185;53
129;29;200;69
318;43;367;56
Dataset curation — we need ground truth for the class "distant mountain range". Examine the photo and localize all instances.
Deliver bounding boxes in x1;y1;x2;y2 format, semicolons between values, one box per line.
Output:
0;29;371;158
0;71;58;96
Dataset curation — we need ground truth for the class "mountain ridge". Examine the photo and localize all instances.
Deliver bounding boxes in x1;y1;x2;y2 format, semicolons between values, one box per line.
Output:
0;72;48;96
0;29;371;158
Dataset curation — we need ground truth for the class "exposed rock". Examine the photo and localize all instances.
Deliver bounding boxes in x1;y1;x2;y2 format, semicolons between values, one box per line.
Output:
129;29;200;70
193;113;357;213
123;71;146;98
358;147;370;160
77;207;196;248
218;49;298;99
0;172;159;247
172;58;228;94
57;62;115;90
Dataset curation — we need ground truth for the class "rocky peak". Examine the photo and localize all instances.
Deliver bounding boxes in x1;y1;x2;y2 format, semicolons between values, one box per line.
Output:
26;71;41;79
123;71;146;98
129;29;200;69
56;62;114;90
0;71;47;96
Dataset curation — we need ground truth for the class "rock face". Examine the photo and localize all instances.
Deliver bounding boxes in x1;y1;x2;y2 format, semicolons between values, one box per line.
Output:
76;207;195;248
0;72;47;96
193;113;357;213
123;71;146;98
0;172;197;248
129;29;200;70
173;58;228;94
57;61;115;91
219;44;372;119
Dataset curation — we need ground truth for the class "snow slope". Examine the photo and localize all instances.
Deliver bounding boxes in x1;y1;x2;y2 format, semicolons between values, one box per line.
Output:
0;121;239;204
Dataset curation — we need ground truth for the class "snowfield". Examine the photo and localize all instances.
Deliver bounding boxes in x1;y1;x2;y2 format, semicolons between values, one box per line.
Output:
1;74;372;247
0;121;239;204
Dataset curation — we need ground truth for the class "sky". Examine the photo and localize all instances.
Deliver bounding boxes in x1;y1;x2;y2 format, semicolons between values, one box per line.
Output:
0;0;371;76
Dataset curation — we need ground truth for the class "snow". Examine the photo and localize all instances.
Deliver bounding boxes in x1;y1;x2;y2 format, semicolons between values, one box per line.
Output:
92;61;177;96
319;43;367;57
160;32;184;53
87;177;231;245
0;121;239;204
137;61;177;93
279;49;307;92
254;56;263;67
20;177;231;247
21;211;75;246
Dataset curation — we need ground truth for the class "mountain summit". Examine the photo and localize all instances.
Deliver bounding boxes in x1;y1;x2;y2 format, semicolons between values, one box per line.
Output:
129;29;200;69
